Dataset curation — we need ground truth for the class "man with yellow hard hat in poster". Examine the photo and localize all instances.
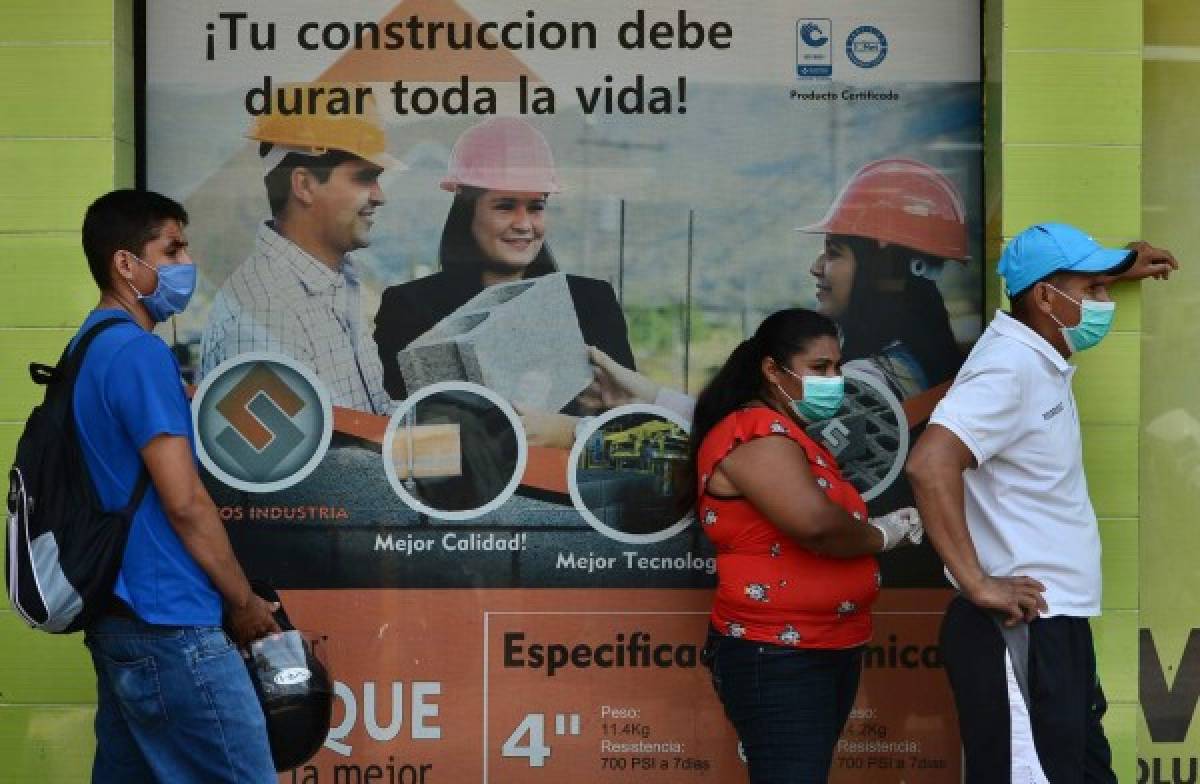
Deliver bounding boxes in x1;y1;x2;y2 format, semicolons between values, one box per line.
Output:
200;83;400;414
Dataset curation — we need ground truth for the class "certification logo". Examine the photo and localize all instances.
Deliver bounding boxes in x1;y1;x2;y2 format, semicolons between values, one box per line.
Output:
193;352;332;492
846;25;888;69
795;19;832;79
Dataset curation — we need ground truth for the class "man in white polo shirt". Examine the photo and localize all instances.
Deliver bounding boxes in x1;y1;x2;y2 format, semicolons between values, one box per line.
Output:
906;222;1177;783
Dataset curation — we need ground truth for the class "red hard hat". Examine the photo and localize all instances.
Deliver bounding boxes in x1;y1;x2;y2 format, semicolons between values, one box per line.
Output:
440;117;562;194
797;158;969;261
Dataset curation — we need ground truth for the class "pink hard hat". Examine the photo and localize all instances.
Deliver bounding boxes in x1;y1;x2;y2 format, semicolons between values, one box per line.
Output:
440;117;563;194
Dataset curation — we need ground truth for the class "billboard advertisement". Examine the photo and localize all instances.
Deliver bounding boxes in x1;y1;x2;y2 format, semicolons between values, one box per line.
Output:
145;1;982;779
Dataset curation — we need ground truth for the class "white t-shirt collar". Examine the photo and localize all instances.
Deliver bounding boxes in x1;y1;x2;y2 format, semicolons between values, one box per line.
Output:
990;310;1072;375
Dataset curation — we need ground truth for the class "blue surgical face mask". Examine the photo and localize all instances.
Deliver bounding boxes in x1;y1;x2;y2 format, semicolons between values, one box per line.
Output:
1046;284;1115;354
125;253;196;322
775;365;845;422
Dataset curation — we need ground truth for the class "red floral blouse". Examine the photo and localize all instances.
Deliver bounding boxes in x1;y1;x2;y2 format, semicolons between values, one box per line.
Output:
697;407;880;649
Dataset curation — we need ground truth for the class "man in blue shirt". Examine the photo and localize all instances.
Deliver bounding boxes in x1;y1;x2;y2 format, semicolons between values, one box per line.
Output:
75;189;280;783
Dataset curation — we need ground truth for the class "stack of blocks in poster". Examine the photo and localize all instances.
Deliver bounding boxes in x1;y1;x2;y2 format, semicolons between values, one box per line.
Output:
396;273;592;411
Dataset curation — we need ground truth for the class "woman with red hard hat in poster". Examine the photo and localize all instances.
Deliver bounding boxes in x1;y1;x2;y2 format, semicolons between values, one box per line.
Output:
798;158;971;585
799;157;970;401
587;157;971;418
584;158;971;584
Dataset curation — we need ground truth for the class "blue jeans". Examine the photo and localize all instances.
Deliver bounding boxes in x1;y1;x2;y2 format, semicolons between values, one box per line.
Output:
85;614;276;783
705;631;863;783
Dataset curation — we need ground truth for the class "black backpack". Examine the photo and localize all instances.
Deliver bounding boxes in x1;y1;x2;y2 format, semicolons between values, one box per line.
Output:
5;317;148;633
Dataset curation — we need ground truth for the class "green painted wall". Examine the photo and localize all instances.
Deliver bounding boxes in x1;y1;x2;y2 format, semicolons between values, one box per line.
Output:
0;1;133;779
986;0;1144;777
1139;0;1200;774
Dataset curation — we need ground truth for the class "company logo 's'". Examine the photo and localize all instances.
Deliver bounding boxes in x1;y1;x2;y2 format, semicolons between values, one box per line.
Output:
796;19;833;79
846;25;888;69
194;353;332;492
215;364;307;476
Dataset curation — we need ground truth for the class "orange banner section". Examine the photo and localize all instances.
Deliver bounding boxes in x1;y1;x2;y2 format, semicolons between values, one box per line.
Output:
332;406;390;443
278;588;959;783
519;447;571;495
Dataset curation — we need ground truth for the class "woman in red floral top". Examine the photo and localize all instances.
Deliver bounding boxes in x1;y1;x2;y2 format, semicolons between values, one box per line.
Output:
690;308;922;783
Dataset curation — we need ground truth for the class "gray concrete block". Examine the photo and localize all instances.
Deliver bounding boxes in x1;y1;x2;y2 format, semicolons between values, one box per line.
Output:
397;273;592;412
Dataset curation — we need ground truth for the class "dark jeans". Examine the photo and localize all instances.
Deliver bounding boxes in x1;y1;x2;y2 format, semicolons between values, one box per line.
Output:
704;630;863;783
85;614;276;783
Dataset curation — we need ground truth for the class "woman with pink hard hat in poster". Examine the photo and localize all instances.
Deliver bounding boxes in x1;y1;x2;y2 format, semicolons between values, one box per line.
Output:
373;116;635;413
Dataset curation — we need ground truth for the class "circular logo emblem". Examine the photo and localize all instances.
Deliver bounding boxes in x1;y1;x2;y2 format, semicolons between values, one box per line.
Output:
272;666;312;686
381;381;527;521
193;352;333;492
804;367;908;502
568;404;693;545
846;25;888;68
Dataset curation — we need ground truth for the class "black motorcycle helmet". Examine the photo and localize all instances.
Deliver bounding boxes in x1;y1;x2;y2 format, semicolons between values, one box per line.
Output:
240;581;334;772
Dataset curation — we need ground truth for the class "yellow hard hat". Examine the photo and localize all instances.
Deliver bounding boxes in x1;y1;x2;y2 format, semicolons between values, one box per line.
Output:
246;82;402;171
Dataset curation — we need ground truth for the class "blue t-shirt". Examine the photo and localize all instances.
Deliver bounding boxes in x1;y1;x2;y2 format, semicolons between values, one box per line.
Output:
71;309;222;625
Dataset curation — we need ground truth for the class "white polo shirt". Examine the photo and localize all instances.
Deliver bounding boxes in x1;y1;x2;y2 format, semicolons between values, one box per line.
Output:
929;310;1101;617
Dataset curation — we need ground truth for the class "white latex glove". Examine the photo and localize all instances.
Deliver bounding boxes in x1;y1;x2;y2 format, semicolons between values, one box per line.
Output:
868;507;924;552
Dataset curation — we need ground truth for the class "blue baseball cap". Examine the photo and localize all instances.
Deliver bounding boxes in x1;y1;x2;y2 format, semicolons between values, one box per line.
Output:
999;223;1134;297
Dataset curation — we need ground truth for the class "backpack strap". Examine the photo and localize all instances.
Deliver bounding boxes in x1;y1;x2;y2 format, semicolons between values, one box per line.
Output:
121;469;151;517
29;316;131;386
39;314;152;517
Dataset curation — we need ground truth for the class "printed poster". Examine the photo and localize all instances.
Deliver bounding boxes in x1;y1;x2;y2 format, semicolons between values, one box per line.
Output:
145;1;982;780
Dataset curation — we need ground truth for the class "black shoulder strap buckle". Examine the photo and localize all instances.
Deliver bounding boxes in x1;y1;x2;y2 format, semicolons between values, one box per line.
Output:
29;363;58;385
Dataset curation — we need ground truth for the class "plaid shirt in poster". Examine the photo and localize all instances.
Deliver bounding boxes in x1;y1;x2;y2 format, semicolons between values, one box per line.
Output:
200;222;393;415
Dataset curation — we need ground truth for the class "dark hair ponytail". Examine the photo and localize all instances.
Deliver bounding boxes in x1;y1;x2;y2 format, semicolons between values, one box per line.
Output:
680;308;839;512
